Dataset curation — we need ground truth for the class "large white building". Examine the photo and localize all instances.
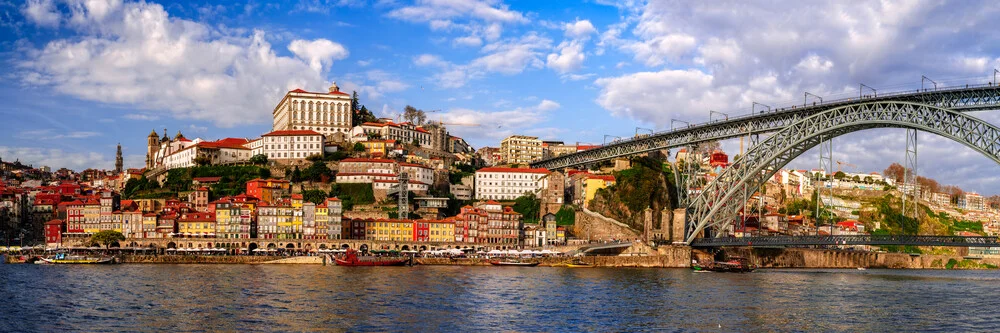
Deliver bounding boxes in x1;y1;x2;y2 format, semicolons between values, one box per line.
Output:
355;120;432;146
272;82;353;136
151;133;253;171
501;135;543;165
474;167;551;201
260;130;325;161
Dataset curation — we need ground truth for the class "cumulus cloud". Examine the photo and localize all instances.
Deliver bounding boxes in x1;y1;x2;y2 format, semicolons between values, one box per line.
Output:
387;0;526;24
22;0;60;28
564;19;597;40
339;70;410;100
546;41;585;74
288;39;349;72
16;1;348;128
437;99;561;145
0;146;110;170
595;0;1000;192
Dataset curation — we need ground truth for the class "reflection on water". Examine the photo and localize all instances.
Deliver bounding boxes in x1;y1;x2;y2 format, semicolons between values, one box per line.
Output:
2;265;1000;332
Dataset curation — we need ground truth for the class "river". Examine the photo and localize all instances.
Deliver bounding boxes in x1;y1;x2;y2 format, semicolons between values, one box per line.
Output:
2;265;999;332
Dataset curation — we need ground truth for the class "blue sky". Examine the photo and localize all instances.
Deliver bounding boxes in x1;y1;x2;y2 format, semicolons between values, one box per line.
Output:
2;0;1000;194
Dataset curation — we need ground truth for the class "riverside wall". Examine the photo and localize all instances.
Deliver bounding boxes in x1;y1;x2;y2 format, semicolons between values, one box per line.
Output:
417;245;690;268
715;247;1000;269
121;255;286;264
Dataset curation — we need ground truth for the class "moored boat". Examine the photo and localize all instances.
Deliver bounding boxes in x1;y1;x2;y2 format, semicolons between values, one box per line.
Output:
335;249;411;266
40;253;117;264
552;259;593;268
490;259;540;267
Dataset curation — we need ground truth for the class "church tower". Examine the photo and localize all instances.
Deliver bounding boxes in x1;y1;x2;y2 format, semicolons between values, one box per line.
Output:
146;129;160;169
115;143;124;173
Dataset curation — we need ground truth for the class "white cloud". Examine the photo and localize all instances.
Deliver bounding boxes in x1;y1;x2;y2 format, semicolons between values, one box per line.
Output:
22;0;60;28
437;99;561;144
0;146;110;171
473;33;551;75
124;113;159;121
454;35;483;47
387;0;527;24
624;33;697;67
413;54;449;67
17;1;347;127
562;73;595;81
16;129;102;140
564;19;597;40
546;41;585;74
793;54;834;75
287;39;349;72
357;59;372;67
339;70;409;100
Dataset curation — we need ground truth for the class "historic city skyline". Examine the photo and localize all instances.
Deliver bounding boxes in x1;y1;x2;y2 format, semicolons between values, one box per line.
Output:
3;0;1000;193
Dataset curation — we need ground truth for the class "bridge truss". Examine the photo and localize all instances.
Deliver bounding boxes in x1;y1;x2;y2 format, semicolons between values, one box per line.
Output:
685;101;1000;243
531;85;1000;170
688;235;1000;247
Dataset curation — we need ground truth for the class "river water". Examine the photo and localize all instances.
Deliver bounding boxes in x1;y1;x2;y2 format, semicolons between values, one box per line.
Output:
2;265;999;332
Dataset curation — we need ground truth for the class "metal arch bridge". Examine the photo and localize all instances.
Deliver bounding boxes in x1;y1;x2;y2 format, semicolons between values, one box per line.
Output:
684;101;1000;244
530;84;1000;170
686;235;1000;247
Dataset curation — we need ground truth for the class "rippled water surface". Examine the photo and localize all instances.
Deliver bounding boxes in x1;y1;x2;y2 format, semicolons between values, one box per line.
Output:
2;264;1000;332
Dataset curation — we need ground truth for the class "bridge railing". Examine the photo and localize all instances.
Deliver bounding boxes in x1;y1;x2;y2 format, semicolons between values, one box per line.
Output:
532;81;1000;168
683;235;1000;247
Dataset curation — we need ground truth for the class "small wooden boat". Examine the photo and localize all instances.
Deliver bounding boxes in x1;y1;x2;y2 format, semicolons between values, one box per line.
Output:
40;253;116;264
552;259;593;268
335;249;411;267
490;259;539;267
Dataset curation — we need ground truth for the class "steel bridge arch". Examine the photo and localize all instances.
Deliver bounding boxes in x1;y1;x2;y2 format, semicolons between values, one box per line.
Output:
686;101;1000;244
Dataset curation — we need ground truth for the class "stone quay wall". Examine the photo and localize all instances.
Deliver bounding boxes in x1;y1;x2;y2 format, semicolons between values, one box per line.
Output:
716;247;1000;269
122;255;285;264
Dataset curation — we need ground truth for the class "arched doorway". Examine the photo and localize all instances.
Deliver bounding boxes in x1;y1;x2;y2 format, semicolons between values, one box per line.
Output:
401;245;410;251
166;242;177;249
267;243;277;249
248;243;259;253
419;245;427;251
319;244;328;249
359;244;369;252
341;244;350;249
286;243;295;249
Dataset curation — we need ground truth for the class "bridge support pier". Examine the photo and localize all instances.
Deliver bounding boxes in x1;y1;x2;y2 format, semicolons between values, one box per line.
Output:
902;128;918;219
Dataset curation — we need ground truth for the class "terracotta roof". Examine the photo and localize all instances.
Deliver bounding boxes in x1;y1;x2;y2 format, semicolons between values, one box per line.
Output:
341;158;396;163
262;130;322;137
193;177;222;182
45;219;63;225
289;88;350;96
588;175;616;181
485;200;500;205
476;167;550;174
291;194;303;199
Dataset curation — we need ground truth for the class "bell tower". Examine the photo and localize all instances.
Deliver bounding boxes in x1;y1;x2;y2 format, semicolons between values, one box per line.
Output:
115;143;124;173
146;129;160;169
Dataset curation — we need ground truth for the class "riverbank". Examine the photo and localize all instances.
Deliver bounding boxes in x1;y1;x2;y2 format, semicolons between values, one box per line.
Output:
712;247;1000;269
417;254;690;268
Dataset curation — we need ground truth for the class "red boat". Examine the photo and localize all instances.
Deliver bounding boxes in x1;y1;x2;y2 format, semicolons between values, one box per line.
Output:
335;249;411;266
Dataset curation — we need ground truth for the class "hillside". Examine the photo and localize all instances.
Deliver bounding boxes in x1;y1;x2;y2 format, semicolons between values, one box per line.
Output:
588;157;676;231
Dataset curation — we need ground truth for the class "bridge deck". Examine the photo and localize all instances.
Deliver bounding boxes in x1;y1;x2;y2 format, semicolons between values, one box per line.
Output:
686;235;1000;247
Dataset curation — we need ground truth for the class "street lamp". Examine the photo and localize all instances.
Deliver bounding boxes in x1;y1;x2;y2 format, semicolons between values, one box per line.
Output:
921;75;937;91
670;119;689;130
804;92;823;107
752;102;771;114
603;135;621;145
709;110;729;122
860;83;877;99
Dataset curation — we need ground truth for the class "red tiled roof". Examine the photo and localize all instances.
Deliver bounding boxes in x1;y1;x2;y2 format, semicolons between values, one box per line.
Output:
588;175;616;182
291;194;303;199
341;158;396;163
476;167;550;174
485;200;500;205
193;177;222;182
45;219;63;225
289;88;350;96
262;130;322;137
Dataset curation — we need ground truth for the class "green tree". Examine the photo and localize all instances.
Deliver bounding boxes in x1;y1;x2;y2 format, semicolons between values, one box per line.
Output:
402;105;427;125
250;154;268;165
411;138;420;147
91;230;125;249
833;171;846;180
302;189;327;205
306;154;324;162
852;175;861;182
353;142;365;152
513;193;541;223
193;156;212;166
303;161;331;182
290;166;302;183
555;205;576;226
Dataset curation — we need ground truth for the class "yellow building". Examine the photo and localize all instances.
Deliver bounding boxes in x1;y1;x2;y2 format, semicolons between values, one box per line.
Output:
286;194;303;239
142;213;158;238
584;175;617;204
360;140;396;157
389;220;413;242
315;203;329;240
428;220;455;242
177;212;216;237
83;200;101;234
